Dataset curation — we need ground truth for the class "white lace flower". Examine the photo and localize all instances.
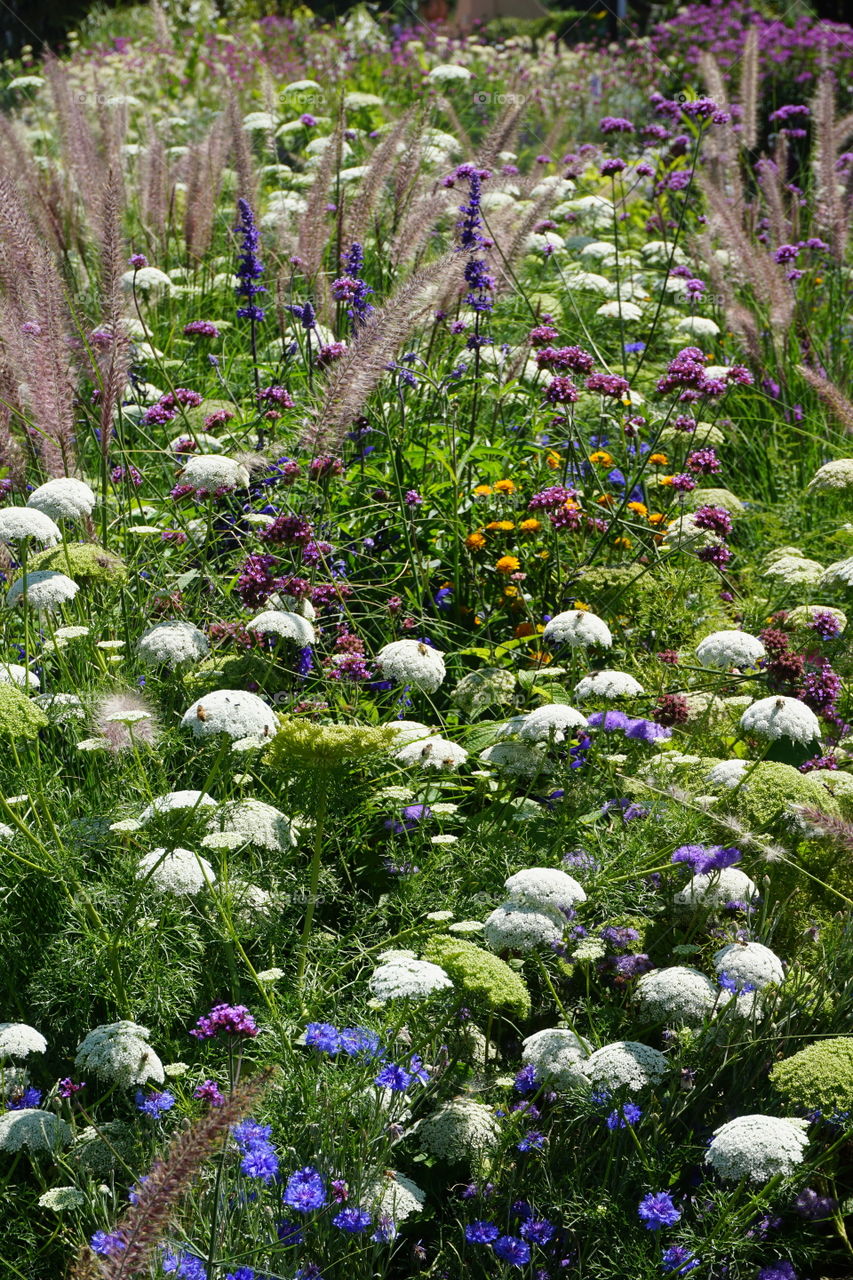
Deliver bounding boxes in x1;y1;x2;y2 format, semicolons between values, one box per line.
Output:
484;901;565;953
178;455;250;491
384;720;433;744
674;868;758;910
202;799;296;851
504;867;587;911
395;734;468;772
713;941;784;990
27;478;96;521
452;668;516;713
366;1171;426;1222
38;1186;87;1210
479;740;545;778
821;556;853;588
740;696;821;745
369;957;453;1001
135;790;217;825
0;1023;47;1059
763;554;824;585
137;847;216;895
518;704;588;742
581;1040;669;1092
705;759;750;789
696;630;765;670
705;1114;808;1182
138;621;209;670
375;640;446;693
181;690;278;741
634;967;718;1025
0;663;39;690
807;458;853;492
427;62;472;80
574;670;644;700
75;1021;164;1088
597;300;643;321
543;610;612;649
122;266;173;292
247;611;316;644
785;605;846;633
677;315;720;338
521;1028;592;1089
0;507;61;545
6;571;79;610
0;1109;70;1153
418;1099;498;1162
34;692;85;723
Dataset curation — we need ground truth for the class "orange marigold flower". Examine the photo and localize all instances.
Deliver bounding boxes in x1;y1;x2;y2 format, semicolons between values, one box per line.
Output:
589;450;614;465
546;451;562;470
648;452;668;466
647;512;666;525
486;520;516;531
473;484;493;496
613;536;632;549
519;518;541;532
659;475;675;487
627;501;648;517
465;531;486;549
495;555;520;574
596;494;615;507
514;621;536;637
494;478;516;494
528;650;552;665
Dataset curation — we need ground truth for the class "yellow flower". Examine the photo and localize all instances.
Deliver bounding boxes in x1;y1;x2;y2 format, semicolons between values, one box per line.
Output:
473;484;493;496
659;475;675;487
649;452;668;466
519;518;541;533
627;501;648;517
613;536;632;549
503;585;519;597
596;494;615;507
494;478;516;494
486;520;516;531
496;555;520;574
545;451;562;470
647;512;666;525
589;450;614;465
573;600;591;612
465;531;486;550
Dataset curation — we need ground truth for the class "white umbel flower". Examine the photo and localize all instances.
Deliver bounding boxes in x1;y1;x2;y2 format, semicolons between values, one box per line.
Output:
75;1021;164;1088
597;300;643;321
0;507;61;545
0;1023;47;1059
574;670;644;700
740;696;821;744
543;610;612;649
634;967;718;1025
202;799;296;851
375;640;446;693
713;941;784;990
677;315;720;337
395;734;468;772
581;1040;669;1092
247;611;316;644
369;957;453;1001
427;62;472;80
821;556;853;588
366;1171;426;1221
521;1028;592;1089
479;740;545;778
181;690;278;741
6;571;79;610
122;266;173;292
705;1114;808;1182
518;704;587;742
136;790;217;825
385;720;433;744
674;868;758;910
785;605;846;633
763;554;824;586
705;759;750;788
137;847;216;895
504;867;587;911
0;663;39;690
27;478;96;521
807;458;853;492
484;901;565;953
0;1109;71;1153
696;630;766;670
418;1099;498;1162
178;455;250;491
38;1186;87;1210
138;621;209;670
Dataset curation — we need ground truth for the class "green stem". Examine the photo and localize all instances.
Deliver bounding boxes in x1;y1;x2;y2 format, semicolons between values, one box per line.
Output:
296;773;329;1005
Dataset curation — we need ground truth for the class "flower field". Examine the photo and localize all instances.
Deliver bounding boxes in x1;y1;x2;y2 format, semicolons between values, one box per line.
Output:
0;3;852;1277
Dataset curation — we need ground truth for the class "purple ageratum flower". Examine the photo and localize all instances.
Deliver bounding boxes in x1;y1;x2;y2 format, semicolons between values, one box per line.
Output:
284;1166;327;1213
332;1207;372;1233
190;1003;258;1040
135;1089;176;1117
465;1221;500;1243
661;1246;700;1274
183;321;220;338
493;1235;532;1266
638;1192;682;1230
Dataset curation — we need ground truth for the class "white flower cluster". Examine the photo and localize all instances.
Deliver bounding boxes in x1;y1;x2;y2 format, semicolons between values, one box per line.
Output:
418;1099;499;1162
181;690;278;741
634;967;718;1025
574;670;644;700
135;790;217;826
740;696;821;745
705;1114;809;1182
138;621;209;670
785;605;846;633
713;941;784;990
0;1109;71;1153
807;458;853;492
75;1021;164;1088
674;868;758;910
6;570;79;610
696;630;765;670
0;506;61;546
0;664;38;690
374;640;446;693
369;957;453;1002
27;478;96;521
38;1186;87;1211
518;704;587;743
479;740;545;778
178;454;250;491
581;1040;669;1092
483;901;565;953
366;1170;426;1222
504;867;586;911
521;1028;592;1089
137;847;216;895
248;611;316;644
395;734;468;772
821;556;853;588
705;759;750;789
543;610;612;649
0;1022;47;1059
452;668;515;714
762;554;824;586
202;799;296;851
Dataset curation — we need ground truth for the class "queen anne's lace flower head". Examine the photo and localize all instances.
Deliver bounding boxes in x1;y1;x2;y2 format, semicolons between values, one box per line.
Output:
27;478;96;521
581;1040;669;1092
178;454;250;492
0;507;61;546
38;1186;87;1211
696;630;765;670
385;720;433;744
740;696;821;745
713;941;784;990
369;957;453;1001
181;690;278;741
452;668;515;714
574;670;644;700
0;1109;71;1153
138;621;209;670
0;663;39;690
366;1171;426;1222
504;867;587;911
374;640;446;693
763;554;824;585
137;847;216;895
202;799;296;851
674;867;758;910
248;610;316;644
6;571;79;610
634;966;718;1025
705;1114;808;1182
135;790;217;826
75;1021;164;1088
484;901;565;953
418;1099;499;1163
479;740;545;778
395;734;468;772
521;1028;592;1089
518;704;587;742
821;556;853;588
705;759;750;789
543;610;612;649
807;458;853;492
0;1023;47;1059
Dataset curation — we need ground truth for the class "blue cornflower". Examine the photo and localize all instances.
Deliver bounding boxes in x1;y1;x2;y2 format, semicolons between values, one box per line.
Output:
661;1245;700;1274
135;1089;176;1118
757;1263;797;1280
517;1130;546;1152
375;1063;412;1092
638;1193;682;1230
283;1166;327;1213
514;1064;539;1094
607;1102;643;1129
624;341;646;353
511;1200;533;1221
493;1235;531;1266
338;1026;382;1057
226;1270;258;1280
7;1087;42;1110
240;1142;279;1183
90;1231;126;1257
465;1221;500;1243
520;1218;555;1245
304;1023;342;1053
372;1214;396;1242
332;1207;372;1233
277;1218;303;1245
162;1250;207;1278
718;971;757;995
232;1120;273;1149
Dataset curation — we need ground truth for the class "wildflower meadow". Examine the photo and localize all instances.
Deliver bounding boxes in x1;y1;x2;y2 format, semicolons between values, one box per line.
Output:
0;2;852;1278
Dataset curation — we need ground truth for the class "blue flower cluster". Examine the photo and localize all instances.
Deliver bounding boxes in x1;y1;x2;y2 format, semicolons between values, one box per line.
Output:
587;710;673;743
304;1021;429;1094
233;1119;279;1184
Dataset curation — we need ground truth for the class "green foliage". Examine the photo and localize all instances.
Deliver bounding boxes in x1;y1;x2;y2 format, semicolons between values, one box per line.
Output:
28;542;128;584
770;1036;853;1117
423;934;532;1020
722;762;841;830
0;683;49;740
